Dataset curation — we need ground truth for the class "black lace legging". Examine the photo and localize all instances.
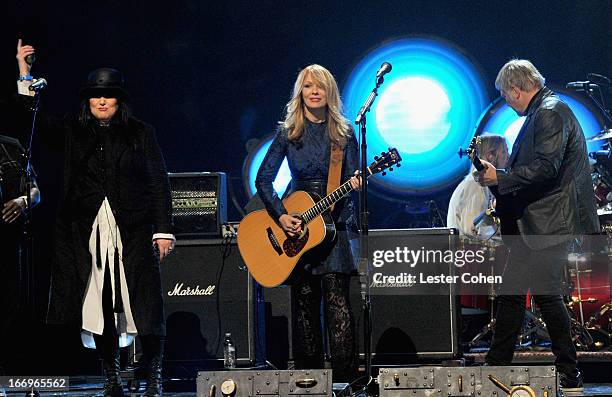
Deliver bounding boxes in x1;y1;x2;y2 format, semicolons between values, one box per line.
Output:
291;272;357;381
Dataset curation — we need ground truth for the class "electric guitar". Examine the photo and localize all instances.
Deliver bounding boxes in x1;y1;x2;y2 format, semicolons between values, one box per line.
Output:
237;148;402;287
460;136;515;234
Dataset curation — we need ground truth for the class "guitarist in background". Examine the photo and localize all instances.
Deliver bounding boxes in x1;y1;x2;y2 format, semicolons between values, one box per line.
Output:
447;133;509;240
0;135;41;376
475;59;599;392
255;64;361;382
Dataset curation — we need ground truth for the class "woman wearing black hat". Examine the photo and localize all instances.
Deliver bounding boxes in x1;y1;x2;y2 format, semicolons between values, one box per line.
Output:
16;39;173;397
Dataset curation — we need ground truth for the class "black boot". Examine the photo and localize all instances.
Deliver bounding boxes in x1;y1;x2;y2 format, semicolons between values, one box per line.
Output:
140;335;164;397
94;334;125;397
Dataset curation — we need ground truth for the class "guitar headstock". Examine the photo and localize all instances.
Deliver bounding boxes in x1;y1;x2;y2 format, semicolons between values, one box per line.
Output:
467;136;481;160
368;148;402;177
458;136;482;161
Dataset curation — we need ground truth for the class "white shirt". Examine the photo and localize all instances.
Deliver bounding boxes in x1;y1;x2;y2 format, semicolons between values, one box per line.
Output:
447;173;499;240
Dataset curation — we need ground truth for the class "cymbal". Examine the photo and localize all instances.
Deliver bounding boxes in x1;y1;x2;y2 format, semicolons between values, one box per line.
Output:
588;129;612;142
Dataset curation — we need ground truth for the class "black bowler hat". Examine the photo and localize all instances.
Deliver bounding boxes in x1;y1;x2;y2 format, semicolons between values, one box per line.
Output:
80;68;129;100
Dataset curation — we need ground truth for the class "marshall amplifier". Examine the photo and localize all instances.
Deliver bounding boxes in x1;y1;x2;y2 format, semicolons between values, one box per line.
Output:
162;239;263;378
168;172;227;237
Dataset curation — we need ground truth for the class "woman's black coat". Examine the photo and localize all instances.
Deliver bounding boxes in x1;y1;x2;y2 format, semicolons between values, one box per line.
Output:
15;95;173;336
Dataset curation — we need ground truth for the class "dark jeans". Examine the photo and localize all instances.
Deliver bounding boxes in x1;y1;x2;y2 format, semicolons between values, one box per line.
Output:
291;272;357;382
486;238;578;376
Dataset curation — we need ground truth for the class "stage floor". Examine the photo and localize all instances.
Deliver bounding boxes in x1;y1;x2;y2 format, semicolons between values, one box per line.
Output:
3;383;612;397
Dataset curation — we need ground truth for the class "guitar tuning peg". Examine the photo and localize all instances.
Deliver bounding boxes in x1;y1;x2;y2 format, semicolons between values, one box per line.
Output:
396;163;401;167
382;171;387;176
381;151;385;156
374;155;379;160
389;167;393;171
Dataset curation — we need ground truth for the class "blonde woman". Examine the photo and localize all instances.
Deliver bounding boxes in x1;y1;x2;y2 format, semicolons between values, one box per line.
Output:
256;64;360;382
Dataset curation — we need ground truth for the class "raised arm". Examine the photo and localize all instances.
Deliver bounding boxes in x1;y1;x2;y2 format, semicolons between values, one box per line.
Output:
17;39;34;78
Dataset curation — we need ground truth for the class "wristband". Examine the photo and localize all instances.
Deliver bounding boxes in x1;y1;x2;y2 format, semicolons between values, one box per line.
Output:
18;75;33;82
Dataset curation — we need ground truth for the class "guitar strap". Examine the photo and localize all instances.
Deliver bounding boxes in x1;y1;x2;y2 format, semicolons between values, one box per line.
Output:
326;142;344;212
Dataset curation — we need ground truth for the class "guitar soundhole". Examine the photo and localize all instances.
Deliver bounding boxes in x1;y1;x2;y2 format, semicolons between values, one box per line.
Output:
283;229;309;257
267;227;283;255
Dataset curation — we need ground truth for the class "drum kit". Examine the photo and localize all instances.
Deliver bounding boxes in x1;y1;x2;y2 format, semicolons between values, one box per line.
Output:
565;128;612;351
589;129;612;219
464;128;612;352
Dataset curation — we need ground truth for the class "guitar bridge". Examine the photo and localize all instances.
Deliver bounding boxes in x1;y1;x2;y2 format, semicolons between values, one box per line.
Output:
267;227;283;255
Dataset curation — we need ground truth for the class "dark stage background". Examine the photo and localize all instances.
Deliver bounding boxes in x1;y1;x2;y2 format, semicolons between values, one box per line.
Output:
0;0;610;375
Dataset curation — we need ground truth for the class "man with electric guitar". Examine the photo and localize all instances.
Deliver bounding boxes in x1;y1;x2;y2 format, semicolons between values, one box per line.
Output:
474;59;599;391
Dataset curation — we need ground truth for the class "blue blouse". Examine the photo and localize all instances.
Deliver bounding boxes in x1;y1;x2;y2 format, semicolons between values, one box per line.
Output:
255;119;359;275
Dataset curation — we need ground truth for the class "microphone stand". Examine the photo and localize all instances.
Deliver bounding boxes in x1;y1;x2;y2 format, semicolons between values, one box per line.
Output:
354;75;385;394
581;80;612;127
590;91;612;127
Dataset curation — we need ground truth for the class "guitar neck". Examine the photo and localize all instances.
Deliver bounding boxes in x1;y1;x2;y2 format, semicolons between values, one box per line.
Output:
472;154;485;172
301;180;354;224
302;169;371;223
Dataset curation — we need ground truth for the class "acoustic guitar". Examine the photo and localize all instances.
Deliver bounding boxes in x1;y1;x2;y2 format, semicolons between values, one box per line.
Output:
237;148;402;287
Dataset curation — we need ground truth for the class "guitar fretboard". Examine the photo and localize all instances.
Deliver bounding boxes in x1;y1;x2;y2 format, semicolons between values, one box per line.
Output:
297;148;398;225
301;180;355;224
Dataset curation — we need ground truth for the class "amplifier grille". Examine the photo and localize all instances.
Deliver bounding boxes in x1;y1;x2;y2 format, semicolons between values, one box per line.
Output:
168;172;227;237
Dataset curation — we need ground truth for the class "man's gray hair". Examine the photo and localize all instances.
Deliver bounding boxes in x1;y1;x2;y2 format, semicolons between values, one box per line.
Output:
495;59;545;93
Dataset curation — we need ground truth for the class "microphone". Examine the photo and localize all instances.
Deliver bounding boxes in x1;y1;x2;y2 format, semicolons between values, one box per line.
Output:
566;81;598;91
354;62;392;124
588;73;610;87
375;62;392;79
28;78;48;92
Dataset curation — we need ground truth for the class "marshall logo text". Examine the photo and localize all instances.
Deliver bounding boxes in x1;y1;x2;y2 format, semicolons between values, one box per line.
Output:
167;282;216;296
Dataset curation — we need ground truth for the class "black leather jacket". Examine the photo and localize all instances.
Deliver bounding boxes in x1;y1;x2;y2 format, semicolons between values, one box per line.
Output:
496;87;599;249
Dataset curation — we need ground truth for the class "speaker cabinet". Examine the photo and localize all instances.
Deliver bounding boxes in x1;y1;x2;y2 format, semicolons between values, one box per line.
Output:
359;228;461;363
162;239;261;377
263;286;293;368
264;228;461;367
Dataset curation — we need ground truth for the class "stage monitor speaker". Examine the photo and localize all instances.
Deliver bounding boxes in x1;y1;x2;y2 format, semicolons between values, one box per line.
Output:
196;369;333;397
263;228;460;367
378;365;558;397
162;238;262;377
168;172;227;238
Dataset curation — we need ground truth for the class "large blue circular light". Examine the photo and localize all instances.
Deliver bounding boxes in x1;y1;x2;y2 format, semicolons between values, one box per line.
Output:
243;135;292;198
343;37;489;194
476;88;605;153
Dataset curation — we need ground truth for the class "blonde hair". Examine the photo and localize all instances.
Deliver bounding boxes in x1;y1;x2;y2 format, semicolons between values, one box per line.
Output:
495;59;545;93
282;64;351;146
